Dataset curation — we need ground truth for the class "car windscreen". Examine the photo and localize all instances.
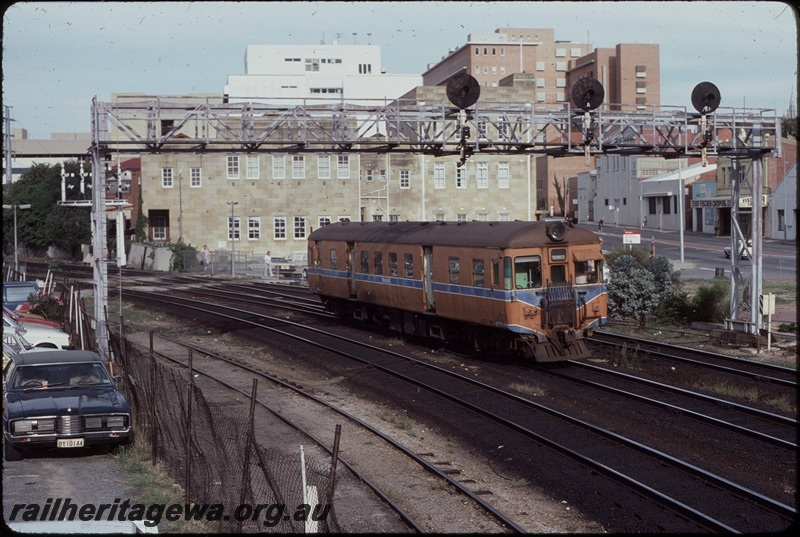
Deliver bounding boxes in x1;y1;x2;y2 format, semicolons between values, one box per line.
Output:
4;286;38;302
11;363;111;390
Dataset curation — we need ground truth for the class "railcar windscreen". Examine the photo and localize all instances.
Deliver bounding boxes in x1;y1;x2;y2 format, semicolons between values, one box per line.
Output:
513;256;542;289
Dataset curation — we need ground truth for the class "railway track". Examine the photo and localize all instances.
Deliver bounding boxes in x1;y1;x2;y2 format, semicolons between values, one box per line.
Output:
119;287;796;532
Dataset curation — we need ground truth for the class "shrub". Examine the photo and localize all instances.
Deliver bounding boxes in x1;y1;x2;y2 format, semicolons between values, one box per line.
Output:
690;279;729;323
167;242;198;272
28;291;64;322
653;289;693;326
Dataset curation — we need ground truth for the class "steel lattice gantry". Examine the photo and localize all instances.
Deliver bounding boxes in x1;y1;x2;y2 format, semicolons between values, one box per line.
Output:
89;95;781;355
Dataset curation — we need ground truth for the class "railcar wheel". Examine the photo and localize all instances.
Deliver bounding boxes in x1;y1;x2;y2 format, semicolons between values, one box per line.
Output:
519;340;536;360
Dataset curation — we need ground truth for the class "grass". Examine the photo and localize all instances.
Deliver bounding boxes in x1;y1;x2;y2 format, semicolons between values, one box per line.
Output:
114;443;210;533
509;381;547;397
379;409;415;436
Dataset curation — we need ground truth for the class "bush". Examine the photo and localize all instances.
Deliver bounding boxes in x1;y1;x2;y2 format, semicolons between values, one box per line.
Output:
653;289;693;326
28;291;64;322
166;242;198;272
607;254;661;328
690;279;729;323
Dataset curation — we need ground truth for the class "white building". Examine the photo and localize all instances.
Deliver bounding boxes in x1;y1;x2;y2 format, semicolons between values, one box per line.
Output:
768;162;796;241
224;43;422;104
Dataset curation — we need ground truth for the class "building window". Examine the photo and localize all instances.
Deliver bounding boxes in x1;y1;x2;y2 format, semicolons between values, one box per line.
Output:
556;62;566;71
636;65;646;78
556;78;566;88
556;48;566;57
498;213;510;221
272;155;285;179
571;47;582;57
483;65;488;74
636;81;647;94
319;216;331;228
536;92;546;102
389;214;399;222
274;217;286;240
477;162;488;189
161;168;173;188
492;47;496;56
365;169;373;182
477;213;489;222
318;155;331;179
292;156;305;179
475;47;479;55
372;214;383;222
228;217;240;241
483;47;488;55
435;213;445;222
536;61;545;71
358;63;372;74
190;167;202;188
248;217;260;240
537;78;545;88
457;214;467;222
305;58;320;71
474;65;480;75
434;162;446;189
293;216;307;239
400;169;410;189
337;156;350;179
778;209;785;231
492;66;497;74
498;162;510;189
456;167;466;188
500;66;505;75
500;47;505;56
246;156;259;180
227;156;239;179
152;214;167;241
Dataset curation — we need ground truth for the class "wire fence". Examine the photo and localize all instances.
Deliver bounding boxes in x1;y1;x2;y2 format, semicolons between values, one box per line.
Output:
59;288;341;533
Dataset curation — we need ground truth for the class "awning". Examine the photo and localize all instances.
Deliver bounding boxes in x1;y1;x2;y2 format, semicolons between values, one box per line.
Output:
572;249;599;262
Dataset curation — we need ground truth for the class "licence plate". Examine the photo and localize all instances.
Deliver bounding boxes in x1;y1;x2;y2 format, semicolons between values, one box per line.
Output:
57;438;84;448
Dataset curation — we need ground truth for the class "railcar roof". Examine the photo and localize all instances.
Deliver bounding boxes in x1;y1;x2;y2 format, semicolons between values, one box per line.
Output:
308;221;601;249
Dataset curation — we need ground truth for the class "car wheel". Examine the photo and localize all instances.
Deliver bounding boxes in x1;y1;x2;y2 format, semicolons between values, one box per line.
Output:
4;441;24;461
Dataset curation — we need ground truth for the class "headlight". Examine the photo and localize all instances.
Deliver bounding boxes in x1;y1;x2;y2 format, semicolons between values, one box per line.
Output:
107;416;126;428
85;417;103;429
13;419;55;433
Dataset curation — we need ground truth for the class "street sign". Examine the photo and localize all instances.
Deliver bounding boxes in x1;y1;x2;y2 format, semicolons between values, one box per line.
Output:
623;230;641;244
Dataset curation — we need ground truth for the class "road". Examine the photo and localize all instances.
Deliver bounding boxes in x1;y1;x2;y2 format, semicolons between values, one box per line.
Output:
595;225;796;282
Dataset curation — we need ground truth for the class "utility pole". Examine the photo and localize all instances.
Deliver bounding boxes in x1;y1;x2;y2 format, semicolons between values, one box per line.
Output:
4;105;13;185
2;203;32;274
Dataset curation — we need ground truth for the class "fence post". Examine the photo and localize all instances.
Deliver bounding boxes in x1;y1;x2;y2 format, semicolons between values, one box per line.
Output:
327;424;342;512
150;330;157;465
237;378;258;533
185;349;193;505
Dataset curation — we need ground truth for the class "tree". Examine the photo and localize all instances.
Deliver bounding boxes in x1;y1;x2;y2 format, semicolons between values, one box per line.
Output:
607;255;662;329
2;162;91;259
781;116;797;139
552;173;564;216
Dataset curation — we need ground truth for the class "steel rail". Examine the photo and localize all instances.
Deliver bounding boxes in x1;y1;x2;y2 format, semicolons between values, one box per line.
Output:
589;334;797;388
123;289;795;531
118;323;524;533
546;363;796;450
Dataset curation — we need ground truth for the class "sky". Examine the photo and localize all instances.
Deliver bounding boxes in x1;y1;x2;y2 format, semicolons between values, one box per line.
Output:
2;1;797;138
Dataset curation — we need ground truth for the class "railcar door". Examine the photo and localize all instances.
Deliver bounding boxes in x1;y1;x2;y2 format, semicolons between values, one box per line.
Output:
346;242;356;297
423;246;435;311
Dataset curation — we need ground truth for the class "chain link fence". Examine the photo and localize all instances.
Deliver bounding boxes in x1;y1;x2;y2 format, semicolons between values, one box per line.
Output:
62;290;341;533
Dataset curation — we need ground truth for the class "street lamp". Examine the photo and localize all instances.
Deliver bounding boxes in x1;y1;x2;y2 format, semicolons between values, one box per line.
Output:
227;201;238;277
3;203;32;275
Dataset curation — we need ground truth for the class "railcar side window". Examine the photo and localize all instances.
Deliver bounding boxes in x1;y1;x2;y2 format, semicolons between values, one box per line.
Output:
361;251;369;273
514;256;542;289
473;259;485;287
492;259;501;287
504;257;513;290
389;253;398;276
374;252;383;275
330;249;337;270
404;254;414;277
550;265;567;283
574;260;600;284
448;257;460;284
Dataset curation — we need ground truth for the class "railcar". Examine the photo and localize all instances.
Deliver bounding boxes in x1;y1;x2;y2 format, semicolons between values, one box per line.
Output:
307;220;607;362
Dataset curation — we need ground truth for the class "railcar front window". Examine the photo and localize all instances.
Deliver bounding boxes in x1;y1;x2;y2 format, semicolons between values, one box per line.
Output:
514;256;542;289
574;260;600;284
550;265;567;283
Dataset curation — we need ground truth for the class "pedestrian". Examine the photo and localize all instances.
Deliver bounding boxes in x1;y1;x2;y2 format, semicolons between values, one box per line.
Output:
201;245;210;271
714;219;720;237
264;250;273;278
643;216;647;228
598;218;604;231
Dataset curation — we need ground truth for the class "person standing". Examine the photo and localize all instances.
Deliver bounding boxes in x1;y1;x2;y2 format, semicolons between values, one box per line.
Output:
598;218;604;231
714;219;720;237
264;251;273;278
643;216;647;228
201;245;210;271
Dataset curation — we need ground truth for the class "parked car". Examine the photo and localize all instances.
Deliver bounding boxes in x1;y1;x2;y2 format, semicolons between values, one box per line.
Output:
3;306;60;329
284;251;309;279
3;350;132;461
270;256;291;277
3;312;73;350
723;238;753;259
3;281;40;313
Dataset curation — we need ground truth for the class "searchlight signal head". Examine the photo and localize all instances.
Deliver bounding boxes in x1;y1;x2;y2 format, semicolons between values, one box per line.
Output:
691;82;721;114
571;78;605;111
446;74;481;109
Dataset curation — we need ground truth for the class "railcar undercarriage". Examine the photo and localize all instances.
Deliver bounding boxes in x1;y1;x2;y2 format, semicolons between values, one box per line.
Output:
322;296;590;362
